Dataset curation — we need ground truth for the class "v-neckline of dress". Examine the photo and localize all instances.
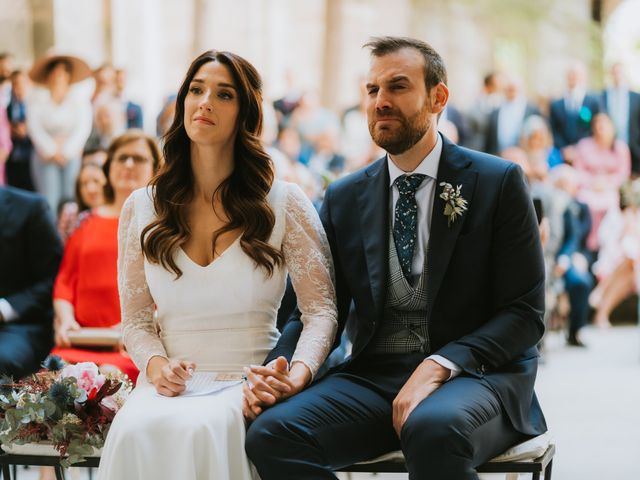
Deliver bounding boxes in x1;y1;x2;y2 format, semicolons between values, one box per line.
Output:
179;234;242;269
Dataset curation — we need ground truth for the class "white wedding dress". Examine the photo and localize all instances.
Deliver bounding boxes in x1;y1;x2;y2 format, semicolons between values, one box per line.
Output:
97;180;337;480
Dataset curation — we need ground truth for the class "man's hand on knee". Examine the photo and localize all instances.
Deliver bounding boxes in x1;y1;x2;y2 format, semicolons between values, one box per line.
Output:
392;359;450;436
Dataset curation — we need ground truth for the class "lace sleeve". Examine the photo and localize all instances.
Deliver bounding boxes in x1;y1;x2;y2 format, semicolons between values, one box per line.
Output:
283;184;338;378
118;193;167;377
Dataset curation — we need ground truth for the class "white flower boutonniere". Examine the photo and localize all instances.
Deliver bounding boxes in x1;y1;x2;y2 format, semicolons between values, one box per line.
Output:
439;182;468;227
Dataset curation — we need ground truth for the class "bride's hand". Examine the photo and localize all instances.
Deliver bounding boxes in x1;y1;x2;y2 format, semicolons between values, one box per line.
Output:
242;357;311;421
147;356;196;397
242;356;289;421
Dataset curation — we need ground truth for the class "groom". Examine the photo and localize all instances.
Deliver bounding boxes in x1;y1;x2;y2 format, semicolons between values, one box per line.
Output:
246;36;547;479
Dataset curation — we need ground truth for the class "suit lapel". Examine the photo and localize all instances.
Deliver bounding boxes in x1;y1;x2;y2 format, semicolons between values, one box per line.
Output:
426;138;477;316
356;158;390;316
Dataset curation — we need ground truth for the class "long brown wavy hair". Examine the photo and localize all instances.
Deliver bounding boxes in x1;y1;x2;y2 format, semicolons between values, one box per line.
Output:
141;50;283;278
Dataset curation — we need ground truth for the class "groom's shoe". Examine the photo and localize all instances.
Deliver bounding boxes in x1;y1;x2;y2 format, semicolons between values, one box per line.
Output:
567;333;586;348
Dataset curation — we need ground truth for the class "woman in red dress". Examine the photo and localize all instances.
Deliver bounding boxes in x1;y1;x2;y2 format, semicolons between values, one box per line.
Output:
52;130;162;382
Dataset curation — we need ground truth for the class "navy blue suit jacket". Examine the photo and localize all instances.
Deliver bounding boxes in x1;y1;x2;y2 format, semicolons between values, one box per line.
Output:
0;187;61;328
549;94;602;149
268;136;547;436
484;103;541;155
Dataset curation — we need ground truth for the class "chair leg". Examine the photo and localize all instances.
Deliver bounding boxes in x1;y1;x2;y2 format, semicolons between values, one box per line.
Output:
1;464;11;480
544;459;553;479
54;466;65;480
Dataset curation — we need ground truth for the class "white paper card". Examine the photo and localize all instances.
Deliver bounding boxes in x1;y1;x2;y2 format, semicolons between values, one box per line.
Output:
183;372;242;397
155;372;241;397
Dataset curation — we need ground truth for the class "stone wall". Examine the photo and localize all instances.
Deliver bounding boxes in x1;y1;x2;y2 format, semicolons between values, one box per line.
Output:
0;0;620;123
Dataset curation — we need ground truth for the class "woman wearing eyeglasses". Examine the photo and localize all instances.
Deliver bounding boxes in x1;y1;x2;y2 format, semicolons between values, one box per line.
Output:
51;130;162;382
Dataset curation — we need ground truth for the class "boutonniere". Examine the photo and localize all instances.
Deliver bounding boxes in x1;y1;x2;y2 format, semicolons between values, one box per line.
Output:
578;105;592;124
439;182;468;227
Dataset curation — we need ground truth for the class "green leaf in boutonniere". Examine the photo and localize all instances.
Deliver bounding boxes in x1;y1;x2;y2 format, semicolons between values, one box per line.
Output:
439;182;468;227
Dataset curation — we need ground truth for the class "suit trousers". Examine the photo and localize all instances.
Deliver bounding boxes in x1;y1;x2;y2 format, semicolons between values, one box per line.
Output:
564;266;594;336
0;322;53;380
246;353;527;480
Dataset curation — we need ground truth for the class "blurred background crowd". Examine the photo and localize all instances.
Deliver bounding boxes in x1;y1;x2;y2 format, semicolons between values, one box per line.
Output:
1;0;640;384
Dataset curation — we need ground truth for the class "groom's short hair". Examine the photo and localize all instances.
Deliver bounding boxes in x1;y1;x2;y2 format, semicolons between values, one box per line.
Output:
363;36;448;91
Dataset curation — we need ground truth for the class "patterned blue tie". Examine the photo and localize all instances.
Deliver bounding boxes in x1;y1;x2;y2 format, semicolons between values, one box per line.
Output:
393;174;426;279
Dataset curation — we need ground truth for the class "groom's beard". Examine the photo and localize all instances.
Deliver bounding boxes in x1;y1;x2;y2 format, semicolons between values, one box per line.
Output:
368;103;432;155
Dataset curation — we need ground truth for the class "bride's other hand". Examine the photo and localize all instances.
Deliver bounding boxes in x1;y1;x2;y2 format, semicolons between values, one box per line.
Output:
147;356;196;397
242;356;312;420
246;357;292;405
242;356;293;421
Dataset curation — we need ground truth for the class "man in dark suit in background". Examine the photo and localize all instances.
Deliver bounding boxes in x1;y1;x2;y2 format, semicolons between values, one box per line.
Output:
602;62;640;174
549;61;601;164
485;75;540;155
246;36;547;480
0;186;61;379
115;69;144;129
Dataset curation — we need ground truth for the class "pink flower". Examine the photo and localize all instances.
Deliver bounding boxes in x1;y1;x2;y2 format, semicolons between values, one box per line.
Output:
61;362;106;397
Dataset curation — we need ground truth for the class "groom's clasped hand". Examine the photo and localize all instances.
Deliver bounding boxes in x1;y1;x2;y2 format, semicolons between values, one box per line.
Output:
243;356;312;421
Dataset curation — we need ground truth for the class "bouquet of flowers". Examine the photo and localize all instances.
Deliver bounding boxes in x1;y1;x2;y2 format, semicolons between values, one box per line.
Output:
0;356;132;466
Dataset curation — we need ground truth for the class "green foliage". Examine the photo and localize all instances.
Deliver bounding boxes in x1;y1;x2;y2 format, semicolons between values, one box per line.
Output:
0;364;130;466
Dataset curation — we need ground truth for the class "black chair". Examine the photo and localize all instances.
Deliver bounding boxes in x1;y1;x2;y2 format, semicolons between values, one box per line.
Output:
0;452;99;480
337;443;555;480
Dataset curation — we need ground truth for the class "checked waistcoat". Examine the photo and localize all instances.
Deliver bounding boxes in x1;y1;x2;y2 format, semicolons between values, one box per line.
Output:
369;227;430;354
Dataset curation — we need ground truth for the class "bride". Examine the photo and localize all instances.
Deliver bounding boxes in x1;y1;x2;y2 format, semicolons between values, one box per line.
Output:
97;50;337;480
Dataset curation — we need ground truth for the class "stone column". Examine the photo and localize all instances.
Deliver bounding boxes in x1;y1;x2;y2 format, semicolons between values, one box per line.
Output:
319;0;412;111
110;0;164;133
29;0;54;59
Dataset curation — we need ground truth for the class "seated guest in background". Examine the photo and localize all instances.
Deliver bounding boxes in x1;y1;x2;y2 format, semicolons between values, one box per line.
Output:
84;99;126;152
0;186;62;379
52;130;162;382
75;161;106;211
57;161;107;243
573;112;631;252
81;146;108;166
549;61;601;164
601;63;640;174
591;178;640;328
521;115;563;169
551;165;593;347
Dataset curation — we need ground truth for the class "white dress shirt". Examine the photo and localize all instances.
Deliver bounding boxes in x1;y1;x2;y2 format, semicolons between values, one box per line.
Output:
565;87;586;113
387;134;461;379
497;97;527;152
